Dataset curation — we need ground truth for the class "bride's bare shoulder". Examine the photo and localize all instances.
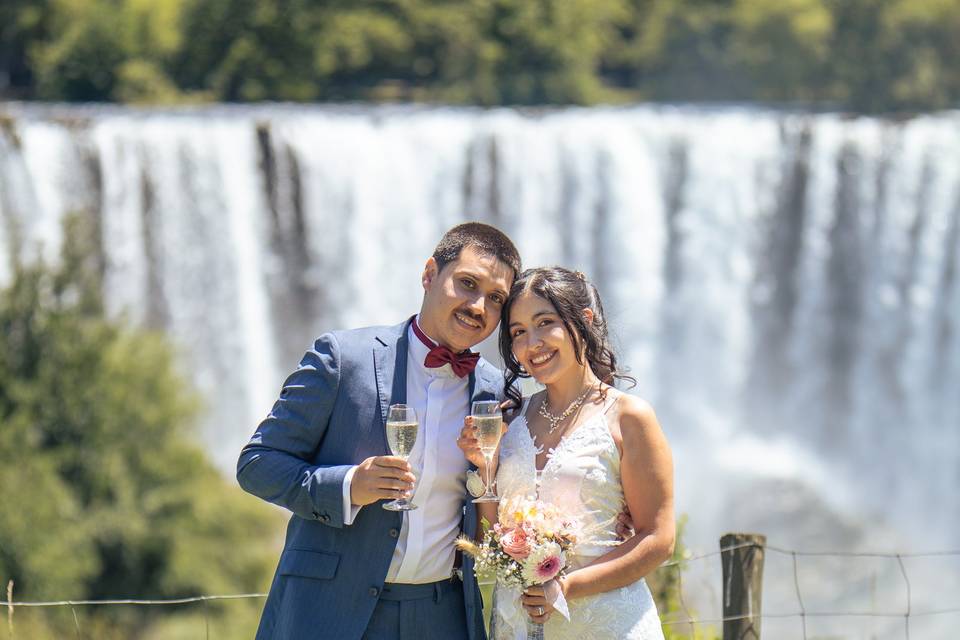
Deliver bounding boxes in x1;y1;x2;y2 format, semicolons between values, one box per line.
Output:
614;394;669;453
614;393;657;423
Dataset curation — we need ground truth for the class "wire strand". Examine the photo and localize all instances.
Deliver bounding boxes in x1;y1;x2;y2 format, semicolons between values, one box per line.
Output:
3;543;958;633
0;593;266;607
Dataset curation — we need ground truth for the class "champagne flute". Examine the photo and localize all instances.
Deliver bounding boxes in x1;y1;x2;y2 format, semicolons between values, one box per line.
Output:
471;400;503;503
383;404;418;511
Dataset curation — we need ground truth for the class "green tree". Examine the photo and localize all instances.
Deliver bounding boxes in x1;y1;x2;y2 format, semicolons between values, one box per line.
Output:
728;0;833;103
0;214;283;638
310;1;416;101
29;0;187;102
873;0;960;111
604;0;745;102
481;0;629;104
0;0;50;99
174;0;319;102
818;0;960;112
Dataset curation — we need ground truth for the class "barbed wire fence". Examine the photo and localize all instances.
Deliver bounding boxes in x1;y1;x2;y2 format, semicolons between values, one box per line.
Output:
655;536;960;639
3;535;959;639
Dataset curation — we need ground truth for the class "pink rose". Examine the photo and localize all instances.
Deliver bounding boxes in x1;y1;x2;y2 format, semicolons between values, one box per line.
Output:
499;526;532;560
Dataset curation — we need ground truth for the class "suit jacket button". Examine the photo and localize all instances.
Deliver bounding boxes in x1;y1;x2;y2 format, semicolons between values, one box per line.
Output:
389;528;399;538
369;587;380;597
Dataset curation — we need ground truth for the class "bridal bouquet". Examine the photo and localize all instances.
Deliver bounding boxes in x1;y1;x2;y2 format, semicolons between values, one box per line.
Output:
457;495;579;638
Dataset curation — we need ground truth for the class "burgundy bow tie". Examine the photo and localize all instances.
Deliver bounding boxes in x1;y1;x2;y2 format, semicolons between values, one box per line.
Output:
411;319;479;378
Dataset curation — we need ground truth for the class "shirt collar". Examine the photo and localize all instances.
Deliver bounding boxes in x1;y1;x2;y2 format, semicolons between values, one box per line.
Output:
408;315;459;379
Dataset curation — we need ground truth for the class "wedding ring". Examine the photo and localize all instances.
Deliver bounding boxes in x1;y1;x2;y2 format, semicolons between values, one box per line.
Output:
537;606;543;616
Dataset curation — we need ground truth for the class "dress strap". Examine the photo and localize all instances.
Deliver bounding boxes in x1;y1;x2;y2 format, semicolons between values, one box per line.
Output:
520;395;532;416
601;389;621;415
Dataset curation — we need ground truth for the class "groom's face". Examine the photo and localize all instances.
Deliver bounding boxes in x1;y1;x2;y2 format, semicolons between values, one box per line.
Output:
419;245;513;353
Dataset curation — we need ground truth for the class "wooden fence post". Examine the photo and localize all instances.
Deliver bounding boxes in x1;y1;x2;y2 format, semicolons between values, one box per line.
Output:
7;579;13;639
721;533;766;640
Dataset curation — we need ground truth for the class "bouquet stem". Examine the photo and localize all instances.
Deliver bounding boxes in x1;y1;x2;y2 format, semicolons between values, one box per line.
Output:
526;619;544;639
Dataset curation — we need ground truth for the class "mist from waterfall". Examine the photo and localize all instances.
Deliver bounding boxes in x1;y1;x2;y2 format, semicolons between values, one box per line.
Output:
2;103;958;637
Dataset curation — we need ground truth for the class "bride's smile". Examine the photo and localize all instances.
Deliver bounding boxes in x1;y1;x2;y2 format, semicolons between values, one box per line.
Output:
529;350;557;367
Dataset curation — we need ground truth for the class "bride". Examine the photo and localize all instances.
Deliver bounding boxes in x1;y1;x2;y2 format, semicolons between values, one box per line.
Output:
458;267;674;639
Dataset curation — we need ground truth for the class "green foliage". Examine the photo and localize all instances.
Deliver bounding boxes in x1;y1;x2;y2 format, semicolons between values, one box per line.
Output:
0;213;284;639
603;0;740;101
176;0;320;102
0;0;50;98
646;516;720;640
824;0;960;112
728;0;833;102
475;0;628;105
25;0;195;103
4;1;960;112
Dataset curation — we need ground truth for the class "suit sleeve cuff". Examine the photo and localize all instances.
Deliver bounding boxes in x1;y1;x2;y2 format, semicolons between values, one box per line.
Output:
342;465;364;526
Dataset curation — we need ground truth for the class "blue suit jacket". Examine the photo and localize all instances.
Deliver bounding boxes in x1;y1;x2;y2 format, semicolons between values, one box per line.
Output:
237;319;501;639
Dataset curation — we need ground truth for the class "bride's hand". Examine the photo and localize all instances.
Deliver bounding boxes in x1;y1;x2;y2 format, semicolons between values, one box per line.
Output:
521;582;555;623
456;416;505;473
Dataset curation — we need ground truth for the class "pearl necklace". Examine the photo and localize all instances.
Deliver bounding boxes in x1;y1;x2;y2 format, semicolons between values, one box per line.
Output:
538;385;593;435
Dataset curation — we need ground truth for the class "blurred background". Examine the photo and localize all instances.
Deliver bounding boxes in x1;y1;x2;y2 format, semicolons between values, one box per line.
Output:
1;1;959;638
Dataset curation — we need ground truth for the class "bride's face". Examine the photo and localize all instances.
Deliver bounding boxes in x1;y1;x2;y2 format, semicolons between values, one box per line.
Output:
507;290;582;386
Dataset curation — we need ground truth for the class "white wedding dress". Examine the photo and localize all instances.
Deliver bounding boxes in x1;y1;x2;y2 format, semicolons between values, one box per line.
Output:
490;393;665;640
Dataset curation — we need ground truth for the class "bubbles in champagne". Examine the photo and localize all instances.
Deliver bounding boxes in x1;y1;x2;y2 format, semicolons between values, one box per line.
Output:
386;421;418;459
474;415;502;454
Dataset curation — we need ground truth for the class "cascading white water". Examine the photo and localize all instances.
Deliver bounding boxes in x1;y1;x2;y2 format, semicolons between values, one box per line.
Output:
2;104;958;637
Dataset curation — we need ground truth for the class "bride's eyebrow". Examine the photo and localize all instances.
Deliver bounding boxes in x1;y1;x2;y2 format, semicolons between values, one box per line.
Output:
509;310;554;328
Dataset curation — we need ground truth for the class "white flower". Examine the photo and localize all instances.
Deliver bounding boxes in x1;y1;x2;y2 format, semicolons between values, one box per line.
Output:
466;470;486;497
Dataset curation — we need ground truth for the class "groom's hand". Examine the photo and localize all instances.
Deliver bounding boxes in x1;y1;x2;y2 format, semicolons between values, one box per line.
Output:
350;456;416;506
616;505;636;541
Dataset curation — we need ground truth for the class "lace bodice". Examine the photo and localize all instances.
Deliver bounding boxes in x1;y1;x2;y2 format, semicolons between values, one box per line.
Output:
496;400;625;566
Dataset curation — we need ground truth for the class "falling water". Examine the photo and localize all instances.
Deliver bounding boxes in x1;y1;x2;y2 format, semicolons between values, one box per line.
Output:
2;103;958;637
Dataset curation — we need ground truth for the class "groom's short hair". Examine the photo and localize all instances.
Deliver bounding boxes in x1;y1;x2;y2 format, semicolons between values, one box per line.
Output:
433;222;521;279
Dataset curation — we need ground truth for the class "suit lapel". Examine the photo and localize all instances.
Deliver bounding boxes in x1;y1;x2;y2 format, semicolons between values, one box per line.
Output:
469;362;499;404
374;320;411;434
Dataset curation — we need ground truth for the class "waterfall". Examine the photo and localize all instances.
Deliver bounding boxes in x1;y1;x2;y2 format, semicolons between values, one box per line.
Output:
2;103;958;636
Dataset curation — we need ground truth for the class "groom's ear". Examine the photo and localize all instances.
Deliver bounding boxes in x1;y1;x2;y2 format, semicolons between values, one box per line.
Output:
422;257;439;291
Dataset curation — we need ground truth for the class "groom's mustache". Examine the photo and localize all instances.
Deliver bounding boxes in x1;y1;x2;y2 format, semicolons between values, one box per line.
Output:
456;308;485;325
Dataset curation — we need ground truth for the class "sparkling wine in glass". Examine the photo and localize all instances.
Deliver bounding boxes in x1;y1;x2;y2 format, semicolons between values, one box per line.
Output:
471;400;503;503
384;404;418;511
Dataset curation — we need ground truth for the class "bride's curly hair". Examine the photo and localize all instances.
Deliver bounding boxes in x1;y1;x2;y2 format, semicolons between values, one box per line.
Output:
499;267;635;409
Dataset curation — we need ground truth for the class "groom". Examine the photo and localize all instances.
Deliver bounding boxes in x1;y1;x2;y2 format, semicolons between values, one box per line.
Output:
237;222;521;639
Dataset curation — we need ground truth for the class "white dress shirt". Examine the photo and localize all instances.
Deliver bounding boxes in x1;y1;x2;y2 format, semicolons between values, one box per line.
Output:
341;316;471;583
